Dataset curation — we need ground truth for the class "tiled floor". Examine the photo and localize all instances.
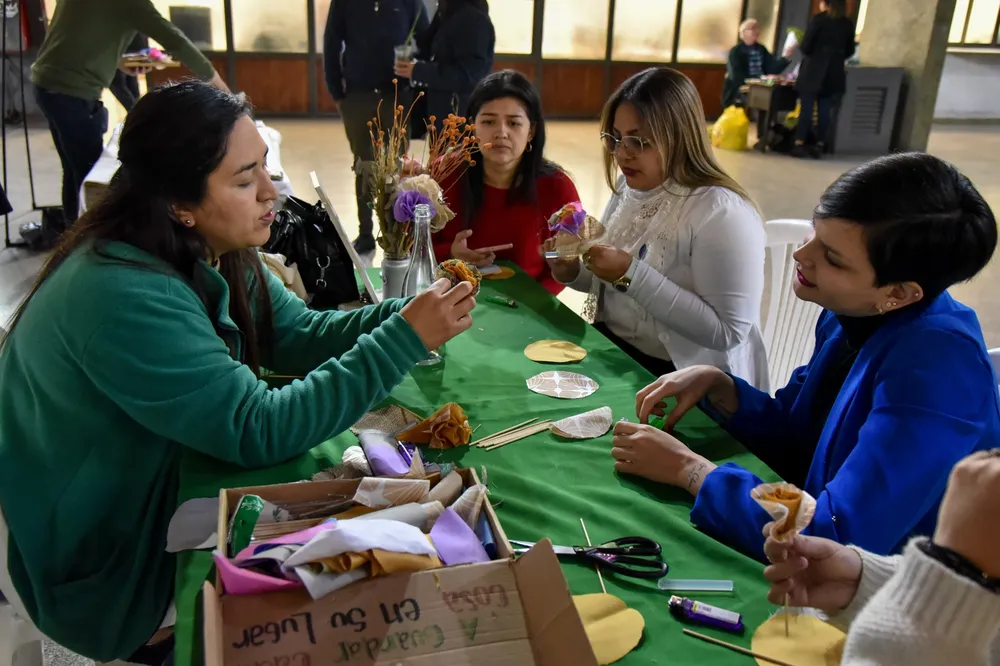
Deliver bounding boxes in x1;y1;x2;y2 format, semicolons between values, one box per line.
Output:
2;118;1000;666
5;118;1000;345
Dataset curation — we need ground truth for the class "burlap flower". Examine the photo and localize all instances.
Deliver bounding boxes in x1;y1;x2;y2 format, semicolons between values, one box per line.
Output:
394;174;456;232
396;403;472;449
435;259;482;295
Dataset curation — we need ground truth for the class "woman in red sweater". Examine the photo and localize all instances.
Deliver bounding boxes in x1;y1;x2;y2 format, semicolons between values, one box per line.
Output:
432;70;579;294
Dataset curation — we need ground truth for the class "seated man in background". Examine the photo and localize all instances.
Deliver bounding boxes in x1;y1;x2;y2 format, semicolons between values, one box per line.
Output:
722;18;790;109
613;152;1000;561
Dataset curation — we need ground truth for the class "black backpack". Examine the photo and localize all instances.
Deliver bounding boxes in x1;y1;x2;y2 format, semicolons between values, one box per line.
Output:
263;196;360;309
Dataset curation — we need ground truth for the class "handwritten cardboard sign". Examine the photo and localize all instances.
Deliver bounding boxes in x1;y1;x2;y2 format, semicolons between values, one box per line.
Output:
218;560;533;666
204;475;597;666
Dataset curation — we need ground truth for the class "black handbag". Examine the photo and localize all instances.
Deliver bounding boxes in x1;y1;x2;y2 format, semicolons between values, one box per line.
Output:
263;196;360;309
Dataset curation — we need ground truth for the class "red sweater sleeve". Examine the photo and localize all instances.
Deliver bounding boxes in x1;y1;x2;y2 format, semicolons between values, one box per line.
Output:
536;170;581;295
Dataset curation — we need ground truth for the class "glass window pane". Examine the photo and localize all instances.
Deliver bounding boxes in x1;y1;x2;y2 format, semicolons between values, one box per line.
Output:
232;0;308;52
744;0;780;51
493;0;534;54
611;0;678;62
676;0;743;63
542;0;610;60
965;0;1000;42
950;0;972;42
855;0;869;37
315;0;332;53
149;1;227;51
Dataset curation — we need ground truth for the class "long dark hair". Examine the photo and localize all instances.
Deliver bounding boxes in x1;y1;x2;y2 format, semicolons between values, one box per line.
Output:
1;80;275;373
815;152;996;299
461;69;560;227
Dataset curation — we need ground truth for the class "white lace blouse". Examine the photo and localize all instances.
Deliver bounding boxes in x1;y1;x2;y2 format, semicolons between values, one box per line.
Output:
564;178;769;391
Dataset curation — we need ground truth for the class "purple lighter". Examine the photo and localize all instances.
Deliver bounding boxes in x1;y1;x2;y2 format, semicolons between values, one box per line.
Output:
668;596;744;633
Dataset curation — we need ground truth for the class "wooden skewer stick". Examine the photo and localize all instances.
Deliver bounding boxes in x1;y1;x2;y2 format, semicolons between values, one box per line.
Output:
683;629;798;666
784;593;790;637
471;418;539;447
580;517;607;594
483;422;552;451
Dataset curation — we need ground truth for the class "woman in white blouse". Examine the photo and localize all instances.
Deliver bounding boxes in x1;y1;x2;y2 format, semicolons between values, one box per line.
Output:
546;67;769;390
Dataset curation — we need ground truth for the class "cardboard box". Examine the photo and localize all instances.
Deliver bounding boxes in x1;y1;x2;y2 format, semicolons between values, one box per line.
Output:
203;471;597;666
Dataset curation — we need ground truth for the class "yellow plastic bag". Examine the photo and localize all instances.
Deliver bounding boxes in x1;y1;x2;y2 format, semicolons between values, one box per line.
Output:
711;106;750;151
784;100;801;129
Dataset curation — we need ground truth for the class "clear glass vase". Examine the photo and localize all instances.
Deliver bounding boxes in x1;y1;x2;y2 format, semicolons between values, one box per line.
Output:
402;204;441;366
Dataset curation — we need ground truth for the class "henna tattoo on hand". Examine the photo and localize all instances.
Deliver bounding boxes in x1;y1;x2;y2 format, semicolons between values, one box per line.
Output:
687;462;708;493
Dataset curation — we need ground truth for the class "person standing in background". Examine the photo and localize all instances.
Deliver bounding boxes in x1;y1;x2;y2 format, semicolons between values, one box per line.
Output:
722;19;791;109
394;0;495;134
791;0;856;159
31;0;228;234
108;33;150;112
324;0;430;255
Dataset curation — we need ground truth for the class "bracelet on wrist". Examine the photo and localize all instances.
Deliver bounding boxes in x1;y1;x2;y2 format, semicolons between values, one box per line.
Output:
918;539;1000;594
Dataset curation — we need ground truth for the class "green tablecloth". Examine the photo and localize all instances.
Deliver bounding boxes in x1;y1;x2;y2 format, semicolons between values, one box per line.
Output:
172;265;781;666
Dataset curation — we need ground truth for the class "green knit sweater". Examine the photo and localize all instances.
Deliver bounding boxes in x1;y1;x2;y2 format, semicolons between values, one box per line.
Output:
0;242;426;660
31;0;216;101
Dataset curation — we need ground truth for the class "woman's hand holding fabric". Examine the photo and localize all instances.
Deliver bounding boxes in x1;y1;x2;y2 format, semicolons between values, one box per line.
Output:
400;278;476;349
762;525;864;612
541;237;581;283
611;421;715;495
583;244;632;282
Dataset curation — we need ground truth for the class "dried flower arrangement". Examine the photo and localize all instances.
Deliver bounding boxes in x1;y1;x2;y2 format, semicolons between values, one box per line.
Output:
367;83;485;260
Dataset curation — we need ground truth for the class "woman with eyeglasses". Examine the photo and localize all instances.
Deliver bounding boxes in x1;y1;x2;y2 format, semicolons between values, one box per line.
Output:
545;67;768;388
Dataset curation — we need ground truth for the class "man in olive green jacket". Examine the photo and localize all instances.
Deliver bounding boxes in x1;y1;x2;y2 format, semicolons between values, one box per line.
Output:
31;0;229;228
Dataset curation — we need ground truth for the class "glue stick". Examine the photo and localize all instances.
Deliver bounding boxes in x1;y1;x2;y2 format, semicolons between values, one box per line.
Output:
668;596;744;633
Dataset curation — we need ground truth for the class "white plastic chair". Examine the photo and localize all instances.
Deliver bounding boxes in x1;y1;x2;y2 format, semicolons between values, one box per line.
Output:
763;220;824;392
988;348;1000;384
0;506;44;666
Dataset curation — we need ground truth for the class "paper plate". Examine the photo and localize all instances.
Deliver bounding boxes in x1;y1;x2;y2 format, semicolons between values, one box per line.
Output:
524;340;588;363
574;593;645;664
551;406;613;439
751;613;845;666
483;266;515;280
526;371;599;399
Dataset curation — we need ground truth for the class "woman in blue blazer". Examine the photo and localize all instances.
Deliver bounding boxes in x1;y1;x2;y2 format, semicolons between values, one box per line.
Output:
612;152;1000;560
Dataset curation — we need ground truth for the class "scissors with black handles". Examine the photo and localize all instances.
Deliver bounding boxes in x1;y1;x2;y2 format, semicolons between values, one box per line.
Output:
510;536;669;579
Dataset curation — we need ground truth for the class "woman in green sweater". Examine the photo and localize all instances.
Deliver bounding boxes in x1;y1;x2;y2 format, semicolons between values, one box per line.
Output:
0;80;476;662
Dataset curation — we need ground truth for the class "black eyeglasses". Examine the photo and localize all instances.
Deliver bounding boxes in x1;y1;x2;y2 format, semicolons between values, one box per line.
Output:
601;132;654;156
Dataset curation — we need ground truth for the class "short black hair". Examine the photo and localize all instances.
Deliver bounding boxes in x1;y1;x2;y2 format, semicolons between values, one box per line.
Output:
815;152;997;298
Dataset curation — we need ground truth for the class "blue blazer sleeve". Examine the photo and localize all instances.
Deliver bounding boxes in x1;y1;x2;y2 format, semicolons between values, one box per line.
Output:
691;323;995;559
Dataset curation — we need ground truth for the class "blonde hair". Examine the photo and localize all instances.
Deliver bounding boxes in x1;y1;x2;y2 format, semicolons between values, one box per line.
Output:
739;18;759;33
600;67;759;213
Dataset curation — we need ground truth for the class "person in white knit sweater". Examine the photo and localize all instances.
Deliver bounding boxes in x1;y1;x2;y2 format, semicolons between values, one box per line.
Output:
763;450;1000;665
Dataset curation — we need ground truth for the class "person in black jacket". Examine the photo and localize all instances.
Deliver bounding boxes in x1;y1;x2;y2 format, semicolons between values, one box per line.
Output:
722;19;790;109
394;0;494;134
791;0;856;159
324;0;430;254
